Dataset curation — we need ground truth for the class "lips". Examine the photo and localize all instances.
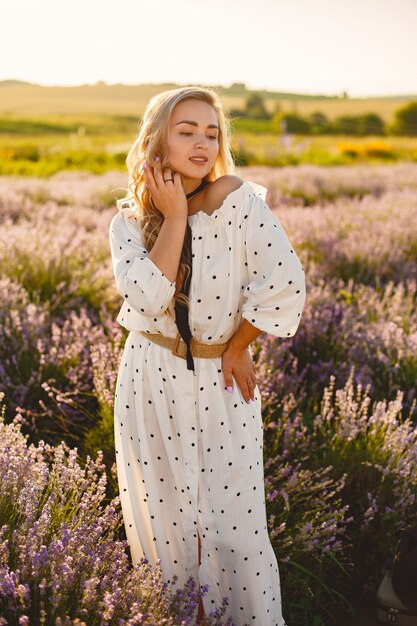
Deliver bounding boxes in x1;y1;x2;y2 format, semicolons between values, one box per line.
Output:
189;156;208;163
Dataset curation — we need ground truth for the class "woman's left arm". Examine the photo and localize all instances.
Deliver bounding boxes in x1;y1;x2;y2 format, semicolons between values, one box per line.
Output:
222;188;306;403
222;318;263;404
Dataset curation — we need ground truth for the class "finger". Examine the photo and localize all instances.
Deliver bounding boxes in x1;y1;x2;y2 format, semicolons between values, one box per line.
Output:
153;168;164;187
222;360;234;393
247;378;256;402
234;373;251;404
163;168;174;184
173;170;183;190
250;380;256;401
243;375;256;401
143;163;156;191
152;163;164;187
242;379;253;403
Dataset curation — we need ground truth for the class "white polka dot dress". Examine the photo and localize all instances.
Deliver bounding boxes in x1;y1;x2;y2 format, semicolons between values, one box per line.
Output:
109;180;306;626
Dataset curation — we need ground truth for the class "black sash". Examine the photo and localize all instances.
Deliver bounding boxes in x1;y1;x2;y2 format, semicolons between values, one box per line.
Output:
173;179;209;371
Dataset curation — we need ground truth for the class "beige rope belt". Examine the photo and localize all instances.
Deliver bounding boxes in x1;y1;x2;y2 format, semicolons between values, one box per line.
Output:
139;331;230;360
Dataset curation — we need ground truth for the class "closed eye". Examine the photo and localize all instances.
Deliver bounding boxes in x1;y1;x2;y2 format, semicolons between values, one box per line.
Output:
180;132;218;140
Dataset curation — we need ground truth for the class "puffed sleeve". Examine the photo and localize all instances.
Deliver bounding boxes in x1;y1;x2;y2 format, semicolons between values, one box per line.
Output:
109;208;176;320
241;184;306;338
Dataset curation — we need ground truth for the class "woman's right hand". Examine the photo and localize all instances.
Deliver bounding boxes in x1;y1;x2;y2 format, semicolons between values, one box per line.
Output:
143;159;188;220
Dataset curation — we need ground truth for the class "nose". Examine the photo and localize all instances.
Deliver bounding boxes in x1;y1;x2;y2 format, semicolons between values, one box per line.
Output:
194;135;209;149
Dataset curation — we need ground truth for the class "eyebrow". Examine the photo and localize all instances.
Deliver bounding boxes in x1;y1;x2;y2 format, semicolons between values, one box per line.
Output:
175;120;219;130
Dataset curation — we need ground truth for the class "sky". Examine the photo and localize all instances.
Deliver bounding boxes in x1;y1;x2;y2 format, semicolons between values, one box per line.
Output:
3;0;417;97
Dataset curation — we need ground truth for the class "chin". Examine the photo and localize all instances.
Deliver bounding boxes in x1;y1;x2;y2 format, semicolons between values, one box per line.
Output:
181;170;207;180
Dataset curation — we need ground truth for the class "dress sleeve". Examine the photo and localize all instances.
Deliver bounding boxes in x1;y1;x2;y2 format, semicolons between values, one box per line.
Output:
241;186;306;338
109;209;176;318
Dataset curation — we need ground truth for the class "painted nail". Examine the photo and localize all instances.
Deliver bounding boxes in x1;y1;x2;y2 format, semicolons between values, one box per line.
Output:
155;155;160;162
226;385;233;393
247;399;252;404
142;162;148;169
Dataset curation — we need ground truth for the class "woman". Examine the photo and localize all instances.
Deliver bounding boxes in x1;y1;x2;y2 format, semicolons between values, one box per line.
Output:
109;85;306;626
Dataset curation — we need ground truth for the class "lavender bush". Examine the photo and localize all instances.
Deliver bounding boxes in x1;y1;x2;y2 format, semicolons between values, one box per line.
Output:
1;164;417;624
243;162;417;207
0;395;232;625
256;276;417;419
261;371;417;623
1;165;416;433
0;280;105;443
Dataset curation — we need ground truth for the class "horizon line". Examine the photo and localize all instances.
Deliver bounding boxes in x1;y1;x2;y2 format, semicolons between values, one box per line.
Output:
1;77;416;100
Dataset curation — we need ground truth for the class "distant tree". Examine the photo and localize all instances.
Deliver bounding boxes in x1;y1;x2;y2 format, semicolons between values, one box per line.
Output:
230;82;247;91
357;113;385;136
332;113;385;136
308;111;331;134
391;101;417;136
332;115;360;135
274;112;311;134
245;93;270;119
272;102;282;116
309;111;328;125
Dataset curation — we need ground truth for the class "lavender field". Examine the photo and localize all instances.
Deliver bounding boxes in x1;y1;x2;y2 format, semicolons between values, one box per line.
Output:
1;163;417;625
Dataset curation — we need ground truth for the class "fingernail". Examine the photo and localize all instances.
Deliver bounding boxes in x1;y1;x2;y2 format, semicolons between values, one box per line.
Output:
155;155;160;162
247;399;252;404
226;385;233;393
142;162;148;169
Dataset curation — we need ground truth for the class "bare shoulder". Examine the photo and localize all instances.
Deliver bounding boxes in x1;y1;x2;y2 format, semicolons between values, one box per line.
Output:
205;175;244;210
211;175;244;197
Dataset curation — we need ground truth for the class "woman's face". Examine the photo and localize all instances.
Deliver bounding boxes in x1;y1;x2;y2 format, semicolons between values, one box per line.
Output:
165;99;220;180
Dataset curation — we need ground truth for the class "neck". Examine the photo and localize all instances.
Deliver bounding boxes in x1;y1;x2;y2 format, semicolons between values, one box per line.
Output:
181;176;203;196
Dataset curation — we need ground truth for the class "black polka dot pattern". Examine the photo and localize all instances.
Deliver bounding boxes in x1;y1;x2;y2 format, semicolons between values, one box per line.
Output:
110;181;305;343
109;211;176;324
239;190;306;339
110;181;302;625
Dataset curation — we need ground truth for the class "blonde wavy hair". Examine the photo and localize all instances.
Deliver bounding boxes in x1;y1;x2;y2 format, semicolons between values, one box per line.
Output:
113;85;236;315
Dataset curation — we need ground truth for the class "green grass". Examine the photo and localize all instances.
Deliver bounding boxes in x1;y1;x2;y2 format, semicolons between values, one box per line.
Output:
1;112;417;176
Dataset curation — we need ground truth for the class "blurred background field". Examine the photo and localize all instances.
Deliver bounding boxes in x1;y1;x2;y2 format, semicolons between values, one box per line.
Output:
2;80;413;117
1;74;417;625
2;41;417;626
1;158;417;624
3;0;417;619
1;80;417;177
